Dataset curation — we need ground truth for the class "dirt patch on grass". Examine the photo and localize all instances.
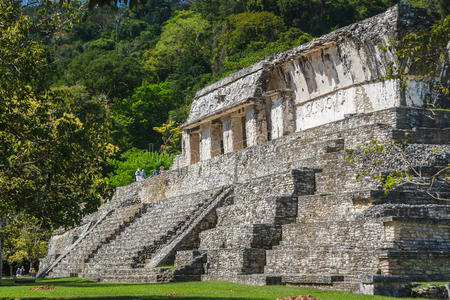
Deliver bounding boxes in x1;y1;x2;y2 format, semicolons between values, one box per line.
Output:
163;293;186;296
30;285;55;290
277;296;319;300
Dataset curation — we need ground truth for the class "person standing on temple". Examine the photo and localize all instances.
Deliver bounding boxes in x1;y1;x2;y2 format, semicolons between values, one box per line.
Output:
141;169;146;180
159;165;166;174
135;169;141;181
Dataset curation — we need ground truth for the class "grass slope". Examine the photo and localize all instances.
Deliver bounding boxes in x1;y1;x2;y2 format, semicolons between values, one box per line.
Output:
0;277;428;299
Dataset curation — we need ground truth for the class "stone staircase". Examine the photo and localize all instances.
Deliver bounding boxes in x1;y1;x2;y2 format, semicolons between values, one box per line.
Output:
78;189;227;282
190;169;316;285
45;185;144;278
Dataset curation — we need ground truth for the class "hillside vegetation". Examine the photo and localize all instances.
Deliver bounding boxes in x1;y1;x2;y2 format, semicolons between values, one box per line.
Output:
24;0;448;187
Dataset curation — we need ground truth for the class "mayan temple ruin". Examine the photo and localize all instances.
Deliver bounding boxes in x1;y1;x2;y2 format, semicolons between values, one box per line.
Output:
39;4;449;297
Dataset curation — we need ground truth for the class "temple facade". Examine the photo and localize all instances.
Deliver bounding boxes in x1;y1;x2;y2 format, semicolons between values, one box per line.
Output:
174;4;432;168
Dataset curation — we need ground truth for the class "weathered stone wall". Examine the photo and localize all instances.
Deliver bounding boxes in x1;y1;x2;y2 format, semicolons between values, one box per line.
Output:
151;107;449;203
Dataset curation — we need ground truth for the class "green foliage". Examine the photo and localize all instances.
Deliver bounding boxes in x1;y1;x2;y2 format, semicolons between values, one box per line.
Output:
220;27;312;75
108;149;174;187
51;85;111;127
215;14;312;75
112;81;176;149
1;215;50;267
220;12;286;55
70;20;101;42
67;50;145;102
273;0;397;36
145;10;211;82
190;0;247;21
375;171;410;194
153;121;182;154
0;0;113;229
405;0;449;18
85;38;115;51
117;18;149;40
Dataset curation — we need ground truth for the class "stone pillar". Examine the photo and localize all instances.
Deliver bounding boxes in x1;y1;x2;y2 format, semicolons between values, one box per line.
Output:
283;95;295;136
245;106;257;147
244;99;269;147
210;121;223;157
266;90;294;139
200;124;211;161
222;118;233;154
182;130;190;167
190;130;200;165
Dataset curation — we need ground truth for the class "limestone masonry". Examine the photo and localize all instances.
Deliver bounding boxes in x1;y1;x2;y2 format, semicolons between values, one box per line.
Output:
39;5;449;298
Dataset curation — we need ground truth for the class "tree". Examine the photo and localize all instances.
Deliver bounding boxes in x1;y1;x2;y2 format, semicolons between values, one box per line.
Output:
153;121;182;154
218;12;287;56
0;0;114;242
66;50;145;102
275;0;398;35
213;12;312;75
1;215;50;276
113;81;176;149
144;10;211;82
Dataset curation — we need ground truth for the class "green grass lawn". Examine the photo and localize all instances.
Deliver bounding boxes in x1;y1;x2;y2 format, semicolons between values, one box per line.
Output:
0;277;429;300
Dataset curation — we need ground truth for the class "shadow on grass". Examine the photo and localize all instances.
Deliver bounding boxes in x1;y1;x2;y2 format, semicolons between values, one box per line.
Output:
1;279;269;299
13;297;266;300
2;278;166;288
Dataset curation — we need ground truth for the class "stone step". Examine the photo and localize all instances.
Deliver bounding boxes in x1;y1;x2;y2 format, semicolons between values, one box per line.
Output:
274;220;383;250
279;274;346;285
392;128;450;145
199;224;282;250
84;205;197;267
378;250;450;279
46;203;145;276
216;196;298;226
265;248;379;276
201;274;282;286
296;192;450;223
80;268;175;283
276;217;450;251
83;267;156;276
90;236;172;259
205;248;266;275
47;271;73;278
233;169;315;203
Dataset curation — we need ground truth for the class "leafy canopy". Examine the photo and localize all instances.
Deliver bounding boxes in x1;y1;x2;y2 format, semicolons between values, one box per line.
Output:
0;0;113;229
145;10;211;82
112;81;176;150
67;50;145;102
